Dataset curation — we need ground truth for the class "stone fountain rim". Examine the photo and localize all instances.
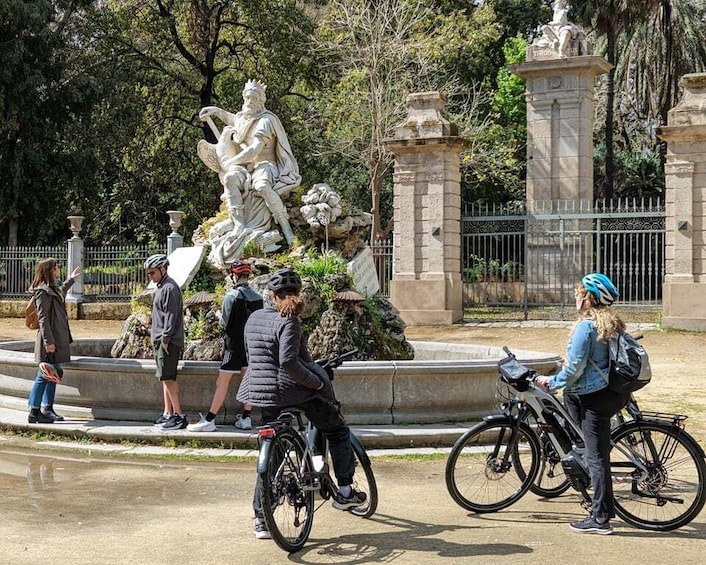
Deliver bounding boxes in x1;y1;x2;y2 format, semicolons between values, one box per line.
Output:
0;338;560;369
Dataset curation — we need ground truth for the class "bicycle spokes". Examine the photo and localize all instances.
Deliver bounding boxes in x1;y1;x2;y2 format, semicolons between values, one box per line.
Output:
611;422;706;531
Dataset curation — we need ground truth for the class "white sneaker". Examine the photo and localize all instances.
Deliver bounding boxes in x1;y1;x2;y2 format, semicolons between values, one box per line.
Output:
254;518;270;539
186;413;216;432
234;415;252;430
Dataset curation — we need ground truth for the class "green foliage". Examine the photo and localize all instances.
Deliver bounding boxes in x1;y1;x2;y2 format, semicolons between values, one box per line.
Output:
185;310;207;340
129;287;150;316
594;145;665;199
213;282;227;310
492;36;527;129
293;251;350;306
185;262;221;294
295;250;349;280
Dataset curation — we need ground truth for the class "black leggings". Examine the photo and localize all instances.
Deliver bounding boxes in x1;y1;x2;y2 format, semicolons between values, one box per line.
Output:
564;387;630;522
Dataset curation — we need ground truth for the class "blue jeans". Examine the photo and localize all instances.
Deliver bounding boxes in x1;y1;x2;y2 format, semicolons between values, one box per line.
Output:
27;365;64;409
565;387;630;522
253;398;355;519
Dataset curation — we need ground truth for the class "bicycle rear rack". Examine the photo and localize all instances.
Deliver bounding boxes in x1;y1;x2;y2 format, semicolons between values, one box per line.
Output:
637;411;688;426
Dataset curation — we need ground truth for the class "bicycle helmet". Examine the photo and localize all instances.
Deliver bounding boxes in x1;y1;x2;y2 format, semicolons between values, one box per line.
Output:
144;254;169;269
267;268;302;292
581;273;619;306
230;260;252;276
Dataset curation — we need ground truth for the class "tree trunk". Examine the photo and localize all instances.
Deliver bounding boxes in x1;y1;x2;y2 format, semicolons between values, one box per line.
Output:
370;174;383;242
604;30;616;202
7;217;18;247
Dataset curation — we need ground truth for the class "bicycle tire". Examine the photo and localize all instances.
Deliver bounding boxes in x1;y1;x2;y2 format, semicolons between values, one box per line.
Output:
445;419;540;512
521;412;571;498
260;431;314;552
348;435;378;518
610;420;706;531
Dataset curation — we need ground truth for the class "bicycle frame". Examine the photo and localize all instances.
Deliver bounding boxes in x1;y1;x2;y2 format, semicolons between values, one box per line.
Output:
504;382;653;489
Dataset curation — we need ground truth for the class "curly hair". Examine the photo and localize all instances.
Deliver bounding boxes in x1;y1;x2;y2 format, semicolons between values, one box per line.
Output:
576;284;625;341
273;289;304;318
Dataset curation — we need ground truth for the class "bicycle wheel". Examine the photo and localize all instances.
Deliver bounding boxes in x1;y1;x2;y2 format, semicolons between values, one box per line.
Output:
611;420;706;531
260;431;314;552
521;413;571;498
445;419;540;512
348;435;378;518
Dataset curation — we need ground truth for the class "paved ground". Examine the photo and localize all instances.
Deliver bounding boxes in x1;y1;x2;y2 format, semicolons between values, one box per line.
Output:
1;317;706;564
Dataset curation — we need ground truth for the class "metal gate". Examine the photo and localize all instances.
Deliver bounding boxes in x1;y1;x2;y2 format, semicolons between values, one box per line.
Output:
462;198;665;319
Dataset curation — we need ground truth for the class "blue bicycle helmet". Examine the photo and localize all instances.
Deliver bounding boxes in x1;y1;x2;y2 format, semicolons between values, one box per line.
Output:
581;273;619;306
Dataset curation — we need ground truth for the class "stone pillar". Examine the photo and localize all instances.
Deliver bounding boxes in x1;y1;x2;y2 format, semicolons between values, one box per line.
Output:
657;74;706;330
166;210;185;255
510;56;611;296
384;92;465;325
510;56;610;204
65;216;84;315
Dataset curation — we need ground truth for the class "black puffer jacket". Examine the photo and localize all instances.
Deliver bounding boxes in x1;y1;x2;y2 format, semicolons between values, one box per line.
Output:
236;307;331;408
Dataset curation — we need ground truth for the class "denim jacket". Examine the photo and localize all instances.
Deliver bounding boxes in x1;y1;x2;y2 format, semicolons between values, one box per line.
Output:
548;318;609;395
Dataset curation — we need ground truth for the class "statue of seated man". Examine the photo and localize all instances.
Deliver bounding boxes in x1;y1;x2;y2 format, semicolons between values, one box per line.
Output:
198;79;301;245
535;0;587;57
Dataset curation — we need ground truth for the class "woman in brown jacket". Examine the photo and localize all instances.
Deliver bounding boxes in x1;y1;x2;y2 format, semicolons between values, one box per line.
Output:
27;258;80;423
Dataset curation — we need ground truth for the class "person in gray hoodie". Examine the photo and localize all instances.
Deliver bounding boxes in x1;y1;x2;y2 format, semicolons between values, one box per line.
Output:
27;257;80;423
144;254;186;430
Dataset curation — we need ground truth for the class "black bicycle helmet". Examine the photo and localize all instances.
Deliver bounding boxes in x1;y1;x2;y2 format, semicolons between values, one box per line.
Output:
144;254;169;269
267;268;302;292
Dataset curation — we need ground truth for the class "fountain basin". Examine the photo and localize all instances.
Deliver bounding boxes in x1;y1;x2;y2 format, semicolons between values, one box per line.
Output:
0;339;561;425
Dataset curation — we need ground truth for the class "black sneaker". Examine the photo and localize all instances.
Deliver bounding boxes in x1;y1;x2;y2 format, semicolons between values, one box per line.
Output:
42;407;64;422
154;414;171;425
161;414;187;430
569;515;613;535
28;411;54;424
332;488;367;510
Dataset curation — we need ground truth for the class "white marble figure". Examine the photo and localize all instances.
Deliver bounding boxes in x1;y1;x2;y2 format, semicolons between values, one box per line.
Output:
534;0;588;58
197;79;301;268
300;183;343;229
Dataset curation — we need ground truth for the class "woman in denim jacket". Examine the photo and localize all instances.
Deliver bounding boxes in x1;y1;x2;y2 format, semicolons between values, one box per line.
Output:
536;273;630;535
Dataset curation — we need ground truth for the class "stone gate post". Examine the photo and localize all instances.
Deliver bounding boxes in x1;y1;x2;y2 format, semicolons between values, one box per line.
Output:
384;92;465;325
510;53;611;297
65;215;85;318
658;74;706;330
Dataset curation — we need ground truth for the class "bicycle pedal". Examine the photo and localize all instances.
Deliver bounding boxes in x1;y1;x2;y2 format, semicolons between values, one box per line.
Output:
301;472;321;490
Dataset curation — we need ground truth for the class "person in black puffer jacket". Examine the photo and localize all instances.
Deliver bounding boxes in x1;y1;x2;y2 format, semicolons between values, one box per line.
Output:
237;267;366;539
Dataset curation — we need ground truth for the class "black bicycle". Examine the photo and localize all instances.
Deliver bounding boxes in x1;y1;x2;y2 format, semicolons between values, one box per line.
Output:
256;350;378;553
445;347;706;531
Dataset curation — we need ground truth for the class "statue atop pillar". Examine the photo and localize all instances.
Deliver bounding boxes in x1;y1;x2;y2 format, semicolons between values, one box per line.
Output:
196;79;301;268
529;0;590;60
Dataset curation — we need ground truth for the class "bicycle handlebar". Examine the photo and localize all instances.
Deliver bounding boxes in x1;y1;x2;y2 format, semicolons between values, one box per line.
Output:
316;349;359;370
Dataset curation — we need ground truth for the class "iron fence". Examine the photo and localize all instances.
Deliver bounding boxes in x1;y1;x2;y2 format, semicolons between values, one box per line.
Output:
462;198;665;318
0;247;67;298
371;237;393;297
1;198;665;313
83;246;165;301
0;245;164;300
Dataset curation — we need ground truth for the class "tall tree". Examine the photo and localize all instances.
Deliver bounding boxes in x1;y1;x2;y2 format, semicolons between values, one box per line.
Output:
613;0;706;150
74;0;318;244
313;0;513;238
0;0;96;245
572;0;660;200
